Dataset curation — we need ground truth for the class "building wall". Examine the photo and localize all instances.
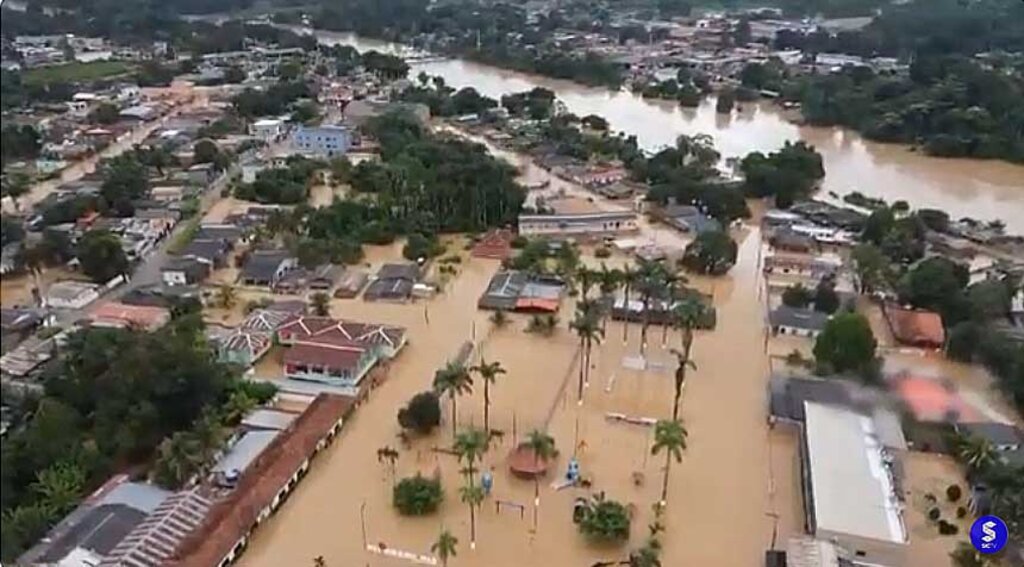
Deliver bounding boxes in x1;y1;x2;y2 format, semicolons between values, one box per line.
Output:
519;216;638;237
284;351;376;387
163;270;188;286
46;288;99;309
292;126;351;157
815;528;907;567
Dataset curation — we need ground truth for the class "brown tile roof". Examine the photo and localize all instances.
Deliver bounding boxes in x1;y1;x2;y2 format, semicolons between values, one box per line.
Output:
88;301;171;331
169;394;354;567
885;305;946;348
283;340;365;371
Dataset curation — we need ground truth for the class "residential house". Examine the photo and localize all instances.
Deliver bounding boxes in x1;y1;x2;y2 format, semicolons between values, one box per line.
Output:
471;229;514;260
1;308;47;349
769;229;817;254
363;263;419;302
276;315;407;389
308;264;346;292
18;475;172;567
45;281;101;309
477;271;565;313
292;124;351;157
217;308;293;367
167;395;353;567
240;250;297;288
518;210;638;238
883;305;945;349
763;252;843;280
333;269;369;299
659;204;721;235
185;163;217;185
769;306;830;338
250;118;285;143
955;422;1023;453
273;267;310;295
180;238;231;268
87;301;171;331
161;257;211;286
149;184;186;203
100;488;214;567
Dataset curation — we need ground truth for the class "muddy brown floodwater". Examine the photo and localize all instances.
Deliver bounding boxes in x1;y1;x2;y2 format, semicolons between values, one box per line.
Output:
303;28;1024;233
237;213;806;566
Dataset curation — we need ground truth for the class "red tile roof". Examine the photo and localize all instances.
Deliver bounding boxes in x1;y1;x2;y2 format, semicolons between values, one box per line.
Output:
169;394;354;567
471;229;514;260
88;301;171;331
885;305;945;348
283;340;365;371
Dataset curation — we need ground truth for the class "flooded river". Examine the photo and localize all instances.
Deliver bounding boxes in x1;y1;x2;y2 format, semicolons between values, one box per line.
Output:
307;28;1024;233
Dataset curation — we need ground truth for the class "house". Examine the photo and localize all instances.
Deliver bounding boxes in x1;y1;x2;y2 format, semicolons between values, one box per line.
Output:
250;118;285;142
333;269;369;299
1;242;21;275
801;402;908;566
168;394;353;567
87;301;171;331
218;330;273;367
180;238;231;268
18;475;172;567
883;305;945;349
308;264;346;291
763;252;843;280
149;184;185;203
955;422;1023;452
241;408;298;431
276;315;407;389
292;124;351;157
364;263;419;302
477;271;566;313
769;229;817;254
185;162;216;185
161;257;210;286
45;280;101;309
119;104;159;121
471;229;515;260
518;210;638;238
210;429;279;487
659;204;721;235
273;267;310;295
1;308;47;348
769;306;830;338
240;250;297;287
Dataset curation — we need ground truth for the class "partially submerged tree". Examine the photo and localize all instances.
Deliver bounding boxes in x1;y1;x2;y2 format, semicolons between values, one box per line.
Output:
397;391;442;434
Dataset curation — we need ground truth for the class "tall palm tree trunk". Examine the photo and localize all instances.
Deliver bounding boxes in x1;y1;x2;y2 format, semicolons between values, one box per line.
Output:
661;451;672;504
577;338;586;402
483;382;490;433
640;296;651;356
672;331;693;421
451;395;458;438
469;501;477;548
622;283;631;343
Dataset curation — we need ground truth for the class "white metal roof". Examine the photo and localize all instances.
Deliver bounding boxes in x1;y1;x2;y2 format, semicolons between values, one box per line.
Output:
804;401;907;544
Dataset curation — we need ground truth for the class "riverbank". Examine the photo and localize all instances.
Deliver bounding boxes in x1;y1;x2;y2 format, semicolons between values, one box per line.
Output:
305;27;1024;233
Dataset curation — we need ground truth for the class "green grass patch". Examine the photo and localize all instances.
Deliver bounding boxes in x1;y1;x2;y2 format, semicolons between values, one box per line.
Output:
23;60;134;86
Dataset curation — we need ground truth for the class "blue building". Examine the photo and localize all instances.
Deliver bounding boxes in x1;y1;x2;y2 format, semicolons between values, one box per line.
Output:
291;124;351;157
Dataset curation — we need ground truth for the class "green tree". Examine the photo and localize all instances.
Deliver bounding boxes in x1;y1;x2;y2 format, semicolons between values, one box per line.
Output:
192;139;221;165
397;391;442;434
470;359;506;433
652;419;688;506
393;474;443;515
100;154;149;215
453;427;489;484
814;278;840;314
715;89;736;113
813;313;877;374
459;482;485;550
2;172;32;212
966;280;1010;321
955;434;997;473
431;529;458;567
89;102;120;125
900;257;969;325
524;429;556;525
669;299;705;420
152;431;202;488
782;284;813;308
433;362;473;437
310;292;331;317
31;461;86;516
376;446;399;484
570;302;603;403
851;243;888;293
950;542;993;567
681;230;737;275
489;308;509;329
77;229;128;283
578;493;632;543
216;284;237;310
946;321;981;362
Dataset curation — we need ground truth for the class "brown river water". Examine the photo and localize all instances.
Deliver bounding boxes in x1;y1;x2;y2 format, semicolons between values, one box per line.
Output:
309;28;1024;234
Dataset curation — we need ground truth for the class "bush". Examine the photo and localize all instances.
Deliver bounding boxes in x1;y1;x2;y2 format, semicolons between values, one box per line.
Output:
393;474;443;516
403;232;444;261
956;506;967;519
938;519;958;535
397;391;442;434
578;497;631;543
594;246;611;258
511;235;528;249
946;484;961;502
927;507;941;521
680;230;737;275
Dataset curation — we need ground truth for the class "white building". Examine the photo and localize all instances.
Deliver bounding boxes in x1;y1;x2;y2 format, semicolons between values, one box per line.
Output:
250;118;285;143
44;281;101;309
518;210;638;238
803;402;908;566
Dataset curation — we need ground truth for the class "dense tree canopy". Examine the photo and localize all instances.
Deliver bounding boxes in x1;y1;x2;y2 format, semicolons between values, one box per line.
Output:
740;141;825;208
76;229;129;283
680;230;738;275
814;312;878;375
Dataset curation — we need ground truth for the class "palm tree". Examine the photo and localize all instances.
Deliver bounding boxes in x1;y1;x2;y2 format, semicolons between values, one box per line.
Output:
471;359;506;432
576;266;597;301
570;304;603;403
312;556;326;567
433;362;474;437
651;419;688;506
459;482;485;550
221;389;257;425
956;434;997;472
524;429;557;526
596;264;622;331
659;272;685;345
431;529;459;567
310;292;331;316
636;260;667;356
376;445;399;484
32;461;86;516
192;409;227;474
669;297;705;420
2;172;32;212
216;284;237;310
453;428;490;484
153;432;203;488
620;263;637;343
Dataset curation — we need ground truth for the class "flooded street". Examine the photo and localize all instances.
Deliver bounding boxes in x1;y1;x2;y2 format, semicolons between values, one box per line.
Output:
307;28;1024;233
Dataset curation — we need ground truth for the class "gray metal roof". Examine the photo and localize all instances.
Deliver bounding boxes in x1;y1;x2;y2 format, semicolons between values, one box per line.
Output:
211;430;279;476
958;422;1024;446
242;408;298;431
37;504;147;562
769;306;831;331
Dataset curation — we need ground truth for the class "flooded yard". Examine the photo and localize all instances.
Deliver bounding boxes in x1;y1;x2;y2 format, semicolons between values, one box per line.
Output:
236;222;803;567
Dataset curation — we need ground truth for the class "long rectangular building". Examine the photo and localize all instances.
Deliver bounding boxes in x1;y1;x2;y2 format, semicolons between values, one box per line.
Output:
802;402;908;566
